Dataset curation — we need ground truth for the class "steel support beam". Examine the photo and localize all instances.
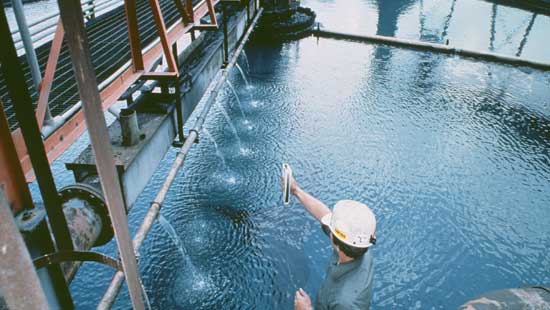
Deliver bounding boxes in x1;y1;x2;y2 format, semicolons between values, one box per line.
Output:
0;189;49;310
55;0;145;308
0;4;74;253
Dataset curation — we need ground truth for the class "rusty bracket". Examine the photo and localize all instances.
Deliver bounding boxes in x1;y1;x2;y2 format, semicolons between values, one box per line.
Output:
34;250;122;271
191;0;218;30
139;72;186;146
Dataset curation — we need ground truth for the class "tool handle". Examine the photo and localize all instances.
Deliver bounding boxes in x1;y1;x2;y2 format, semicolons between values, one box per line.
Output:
282;164;292;205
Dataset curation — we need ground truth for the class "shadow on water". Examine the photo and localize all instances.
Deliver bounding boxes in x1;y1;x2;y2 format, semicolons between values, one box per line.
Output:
374;0;416;36
368;41;550;153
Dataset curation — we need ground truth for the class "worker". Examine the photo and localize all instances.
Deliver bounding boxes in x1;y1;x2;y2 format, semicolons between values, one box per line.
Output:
285;173;376;310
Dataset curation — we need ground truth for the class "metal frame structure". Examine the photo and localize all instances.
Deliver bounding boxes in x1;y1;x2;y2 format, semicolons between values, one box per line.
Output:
8;0;222;186
0;0;235;307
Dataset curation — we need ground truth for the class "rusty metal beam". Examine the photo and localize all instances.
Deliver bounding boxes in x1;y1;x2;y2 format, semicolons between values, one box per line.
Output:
55;0;145;308
36;21;64;129
186;0;194;22
0;101;33;214
192;0;218;30
175;0;194;24
124;0;144;71
206;0;218;26
148;0;178;73
0;189;49;310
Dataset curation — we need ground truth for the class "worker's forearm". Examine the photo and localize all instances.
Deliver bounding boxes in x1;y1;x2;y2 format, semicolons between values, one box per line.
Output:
293;187;331;222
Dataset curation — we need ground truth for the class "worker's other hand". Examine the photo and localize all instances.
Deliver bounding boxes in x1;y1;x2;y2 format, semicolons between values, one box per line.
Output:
294;288;312;310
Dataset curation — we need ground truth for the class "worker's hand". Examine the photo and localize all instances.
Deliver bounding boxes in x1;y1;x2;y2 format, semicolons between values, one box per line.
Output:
294;288;312;310
280;173;299;196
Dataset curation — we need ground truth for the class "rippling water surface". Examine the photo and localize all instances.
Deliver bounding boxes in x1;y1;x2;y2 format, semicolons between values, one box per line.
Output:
66;35;550;309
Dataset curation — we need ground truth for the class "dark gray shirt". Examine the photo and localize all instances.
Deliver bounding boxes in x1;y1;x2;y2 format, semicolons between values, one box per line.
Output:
315;227;374;309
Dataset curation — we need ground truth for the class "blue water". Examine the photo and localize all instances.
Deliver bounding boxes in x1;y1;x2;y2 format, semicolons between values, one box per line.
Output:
66;36;550;309
17;0;547;309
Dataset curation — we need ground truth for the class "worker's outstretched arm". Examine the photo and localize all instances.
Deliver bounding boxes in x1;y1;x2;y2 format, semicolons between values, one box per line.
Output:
289;175;331;222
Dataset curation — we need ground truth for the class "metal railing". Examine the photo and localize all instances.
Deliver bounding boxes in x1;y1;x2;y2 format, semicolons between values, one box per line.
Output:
10;0;123;52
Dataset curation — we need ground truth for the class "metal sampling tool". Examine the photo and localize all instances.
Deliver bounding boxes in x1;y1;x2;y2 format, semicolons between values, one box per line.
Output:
282;163;292;205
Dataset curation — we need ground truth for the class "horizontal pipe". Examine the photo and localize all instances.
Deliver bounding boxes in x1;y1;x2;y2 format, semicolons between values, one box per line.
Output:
11;0;123;47
11;12;58;35
97;6;264;309
314;29;550;71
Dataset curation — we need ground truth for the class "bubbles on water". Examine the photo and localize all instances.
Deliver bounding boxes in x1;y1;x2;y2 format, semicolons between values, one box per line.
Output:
250;100;262;108
239;147;252;156
240;119;255;131
206;171;242;193
172;268;217;308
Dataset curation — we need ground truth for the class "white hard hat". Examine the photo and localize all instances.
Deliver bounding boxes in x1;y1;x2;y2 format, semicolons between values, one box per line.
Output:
321;200;376;248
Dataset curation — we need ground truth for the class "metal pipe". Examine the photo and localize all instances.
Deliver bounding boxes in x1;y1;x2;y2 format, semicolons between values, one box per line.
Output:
10;0;54;121
97;7;264;308
314;29;550;71
11;0;41;91
119;108;141;146
12;19;57;43
10;11;57;34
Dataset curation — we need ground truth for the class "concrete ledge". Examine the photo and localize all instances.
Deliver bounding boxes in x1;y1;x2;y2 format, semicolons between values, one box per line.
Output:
314;29;550;71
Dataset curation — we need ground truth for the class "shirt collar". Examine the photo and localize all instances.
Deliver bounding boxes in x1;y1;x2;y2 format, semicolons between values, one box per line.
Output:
329;253;364;280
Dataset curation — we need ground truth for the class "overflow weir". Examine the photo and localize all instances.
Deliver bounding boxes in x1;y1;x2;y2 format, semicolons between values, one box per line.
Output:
0;0;261;307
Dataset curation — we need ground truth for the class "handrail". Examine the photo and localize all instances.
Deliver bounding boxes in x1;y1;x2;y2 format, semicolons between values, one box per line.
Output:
10;0;124;50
